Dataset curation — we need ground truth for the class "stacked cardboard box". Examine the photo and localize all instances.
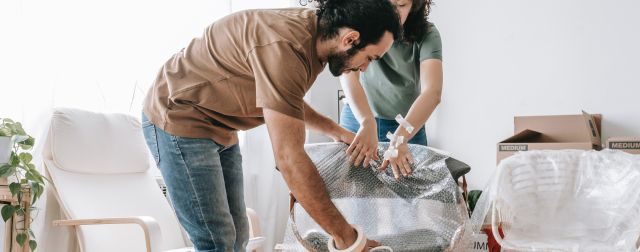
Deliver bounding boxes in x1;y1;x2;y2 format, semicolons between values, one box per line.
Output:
606;137;640;154
497;111;601;164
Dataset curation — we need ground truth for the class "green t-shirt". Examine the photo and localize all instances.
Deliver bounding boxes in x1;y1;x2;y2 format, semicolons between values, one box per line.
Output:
357;23;442;120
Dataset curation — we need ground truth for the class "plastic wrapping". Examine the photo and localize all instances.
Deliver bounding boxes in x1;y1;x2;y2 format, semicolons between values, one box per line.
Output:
459;149;640;252
281;142;468;252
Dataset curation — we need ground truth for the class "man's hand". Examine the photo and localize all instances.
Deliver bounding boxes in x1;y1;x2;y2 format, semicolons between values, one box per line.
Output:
346;121;379;167
334;228;382;252
379;143;414;179
303;102;356;145
365;240;383;252
332;127;356;145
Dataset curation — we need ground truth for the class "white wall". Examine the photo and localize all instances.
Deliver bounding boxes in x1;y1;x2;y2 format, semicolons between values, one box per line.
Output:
306;1;640;190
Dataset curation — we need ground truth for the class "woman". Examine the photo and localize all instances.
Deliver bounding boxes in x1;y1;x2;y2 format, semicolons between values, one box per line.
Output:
340;0;441;179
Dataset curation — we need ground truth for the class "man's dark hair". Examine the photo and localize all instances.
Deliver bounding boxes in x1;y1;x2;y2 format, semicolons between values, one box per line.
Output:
302;0;402;52
402;0;434;43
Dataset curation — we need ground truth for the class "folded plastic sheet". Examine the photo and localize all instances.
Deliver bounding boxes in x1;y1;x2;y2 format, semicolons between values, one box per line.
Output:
281;142;467;252
459;149;640;252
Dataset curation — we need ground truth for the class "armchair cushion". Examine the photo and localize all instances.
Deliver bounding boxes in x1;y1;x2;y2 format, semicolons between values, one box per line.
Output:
51;107;151;174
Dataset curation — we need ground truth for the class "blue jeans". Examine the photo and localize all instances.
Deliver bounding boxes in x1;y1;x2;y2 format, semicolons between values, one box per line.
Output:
141;112;249;252
339;106;428;146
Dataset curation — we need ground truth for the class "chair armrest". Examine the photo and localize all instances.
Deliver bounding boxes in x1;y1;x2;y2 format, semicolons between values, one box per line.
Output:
52;216;163;252
491;200;504;246
246;208;264;252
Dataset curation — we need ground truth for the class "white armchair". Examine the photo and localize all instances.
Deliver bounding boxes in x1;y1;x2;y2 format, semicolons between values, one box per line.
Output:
43;107;265;252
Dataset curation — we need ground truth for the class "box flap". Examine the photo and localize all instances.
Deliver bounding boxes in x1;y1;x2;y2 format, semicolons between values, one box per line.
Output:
515;112;602;144
500;129;543;143
582;110;601;145
607;137;640;142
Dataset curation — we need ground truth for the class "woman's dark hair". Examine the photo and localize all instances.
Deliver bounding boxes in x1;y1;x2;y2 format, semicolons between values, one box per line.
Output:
302;0;402;52
402;0;434;43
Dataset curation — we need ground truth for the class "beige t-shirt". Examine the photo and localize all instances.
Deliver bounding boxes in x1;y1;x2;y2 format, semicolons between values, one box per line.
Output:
144;8;325;146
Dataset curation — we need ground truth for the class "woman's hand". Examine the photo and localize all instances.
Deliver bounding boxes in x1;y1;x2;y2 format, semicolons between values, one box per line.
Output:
346;121;380;167
379;143;415;179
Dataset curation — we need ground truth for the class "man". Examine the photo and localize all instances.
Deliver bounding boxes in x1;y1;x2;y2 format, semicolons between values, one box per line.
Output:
142;0;402;251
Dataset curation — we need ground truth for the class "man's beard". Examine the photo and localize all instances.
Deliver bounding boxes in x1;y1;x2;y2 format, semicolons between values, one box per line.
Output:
327;47;359;77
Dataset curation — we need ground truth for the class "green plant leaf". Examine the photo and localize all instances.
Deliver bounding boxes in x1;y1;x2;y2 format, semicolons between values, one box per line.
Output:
26;228;36;239
0;164;11;173
31;192;38;205
28;181;41;200
468;190;483;213
28;180;39;192
18;136;35;150
15;123;26;135
0;128;10;136
3;119;14;123
16;208;25;217
11;153;20;167
36;183;44;198
29;240;37;251
19;153;33;164
29;170;45;184
27;206;41;212
42;176;54;187
9;183;21;197
20;136;35;146
17;191;23;204
1;205;15;222
25;172;36;181
0;166;16;178
26;164;35;170
25;172;43;184
5;122;15;130
12;135;28;144
16;233;27;246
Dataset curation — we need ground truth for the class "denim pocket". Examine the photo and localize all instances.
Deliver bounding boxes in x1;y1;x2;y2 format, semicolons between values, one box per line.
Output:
141;115;160;164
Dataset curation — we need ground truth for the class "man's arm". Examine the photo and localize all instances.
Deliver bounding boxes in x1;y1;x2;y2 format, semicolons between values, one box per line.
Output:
303;102;355;144
263;108;360;249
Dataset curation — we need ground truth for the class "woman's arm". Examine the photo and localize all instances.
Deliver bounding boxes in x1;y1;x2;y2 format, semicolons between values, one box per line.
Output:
396;59;442;138
340;72;376;127
339;71;380;166
380;58;443;177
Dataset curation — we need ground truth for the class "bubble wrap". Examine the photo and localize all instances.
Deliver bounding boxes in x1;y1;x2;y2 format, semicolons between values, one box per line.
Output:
281;142;468;252
459;149;640;252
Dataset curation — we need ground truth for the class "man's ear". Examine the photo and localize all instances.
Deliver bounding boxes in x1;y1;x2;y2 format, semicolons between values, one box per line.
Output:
340;30;361;48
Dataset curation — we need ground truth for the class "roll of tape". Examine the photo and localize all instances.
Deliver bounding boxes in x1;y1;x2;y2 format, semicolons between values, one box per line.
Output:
327;224;366;252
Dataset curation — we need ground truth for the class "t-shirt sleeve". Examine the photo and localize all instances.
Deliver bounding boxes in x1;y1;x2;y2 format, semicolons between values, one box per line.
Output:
247;42;309;121
418;24;443;62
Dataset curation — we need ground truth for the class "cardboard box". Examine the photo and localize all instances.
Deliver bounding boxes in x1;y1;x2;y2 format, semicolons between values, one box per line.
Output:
468;232;490;251
606;137;640;154
497;111;602;164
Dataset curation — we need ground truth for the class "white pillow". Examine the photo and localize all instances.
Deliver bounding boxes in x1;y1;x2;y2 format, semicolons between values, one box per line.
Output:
51;108;151;174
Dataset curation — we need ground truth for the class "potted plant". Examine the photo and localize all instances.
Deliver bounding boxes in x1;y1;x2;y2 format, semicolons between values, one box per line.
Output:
0;118;51;251
0;118;15;164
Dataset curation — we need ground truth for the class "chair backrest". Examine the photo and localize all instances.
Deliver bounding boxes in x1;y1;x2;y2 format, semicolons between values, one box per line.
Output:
494;149;640;245
43;108;186;252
